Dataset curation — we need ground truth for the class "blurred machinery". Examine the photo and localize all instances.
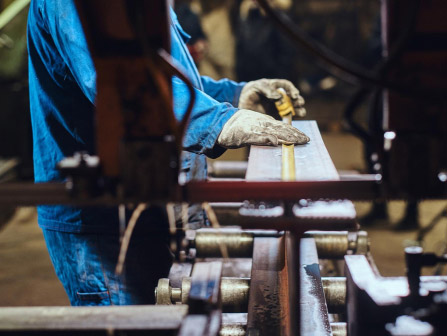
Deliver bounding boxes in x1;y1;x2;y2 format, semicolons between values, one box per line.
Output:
0;0;447;335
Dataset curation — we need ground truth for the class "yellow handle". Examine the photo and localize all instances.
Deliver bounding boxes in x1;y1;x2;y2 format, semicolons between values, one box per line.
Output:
275;88;296;118
275;88;296;181
282;144;296;181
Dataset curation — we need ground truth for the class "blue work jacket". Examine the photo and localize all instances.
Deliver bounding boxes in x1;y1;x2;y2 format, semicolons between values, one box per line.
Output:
27;0;244;233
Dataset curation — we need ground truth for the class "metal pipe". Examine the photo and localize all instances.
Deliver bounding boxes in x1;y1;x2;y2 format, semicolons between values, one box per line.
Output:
0;0;30;32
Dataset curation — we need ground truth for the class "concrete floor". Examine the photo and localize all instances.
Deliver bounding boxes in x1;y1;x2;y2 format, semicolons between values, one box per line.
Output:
1;131;446;306
0;207;69;306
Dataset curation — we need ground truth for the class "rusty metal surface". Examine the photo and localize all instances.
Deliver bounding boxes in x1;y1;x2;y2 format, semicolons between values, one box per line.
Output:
246;121;339;181
0;305;187;331
246;237;288;335
185;179;379;203
284;232;298;336
0;178;380;206
300;238;332;336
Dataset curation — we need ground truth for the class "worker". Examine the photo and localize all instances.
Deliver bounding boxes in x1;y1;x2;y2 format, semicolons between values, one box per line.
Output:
27;0;309;306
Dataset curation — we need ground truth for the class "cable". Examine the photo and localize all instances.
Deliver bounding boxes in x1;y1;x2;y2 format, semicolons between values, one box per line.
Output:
255;0;446;102
115;203;148;275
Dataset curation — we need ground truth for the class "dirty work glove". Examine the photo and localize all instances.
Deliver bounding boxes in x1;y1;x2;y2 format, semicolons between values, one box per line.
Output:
217;109;309;148
238;79;306;118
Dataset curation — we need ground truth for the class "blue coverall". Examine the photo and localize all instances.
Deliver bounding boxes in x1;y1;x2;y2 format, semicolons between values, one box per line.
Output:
27;0;245;305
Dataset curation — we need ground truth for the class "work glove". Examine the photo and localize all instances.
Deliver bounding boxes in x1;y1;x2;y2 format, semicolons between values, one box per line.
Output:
238;79;306;118
217;109;309;148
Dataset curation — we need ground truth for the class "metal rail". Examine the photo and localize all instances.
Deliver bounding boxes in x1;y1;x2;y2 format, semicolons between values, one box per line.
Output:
0;178;380;206
0;305;187;333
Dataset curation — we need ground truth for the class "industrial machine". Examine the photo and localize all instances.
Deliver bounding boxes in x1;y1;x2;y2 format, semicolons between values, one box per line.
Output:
0;0;447;335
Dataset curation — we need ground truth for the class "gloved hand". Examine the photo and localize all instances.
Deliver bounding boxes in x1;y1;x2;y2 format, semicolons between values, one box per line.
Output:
217;109;309;148
238;79;306;118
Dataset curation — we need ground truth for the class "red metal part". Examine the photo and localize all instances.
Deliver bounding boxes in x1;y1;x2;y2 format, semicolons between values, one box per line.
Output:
185;179;379;203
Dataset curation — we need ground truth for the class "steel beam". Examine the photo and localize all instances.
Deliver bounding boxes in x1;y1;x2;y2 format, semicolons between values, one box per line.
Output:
0;305;187;334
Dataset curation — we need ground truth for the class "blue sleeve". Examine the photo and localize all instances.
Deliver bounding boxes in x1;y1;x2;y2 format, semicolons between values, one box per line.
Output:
201;76;246;107
42;0;96;104
173;77;238;158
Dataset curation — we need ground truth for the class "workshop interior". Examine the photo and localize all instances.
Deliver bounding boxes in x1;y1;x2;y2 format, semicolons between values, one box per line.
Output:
0;0;447;335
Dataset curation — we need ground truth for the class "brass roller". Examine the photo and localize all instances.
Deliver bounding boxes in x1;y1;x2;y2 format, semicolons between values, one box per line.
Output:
331;322;347;336
322;277;346;314
157;276;345;314
156;277;250;313
193;230;369;259
305;231;369;259
194;230;254;258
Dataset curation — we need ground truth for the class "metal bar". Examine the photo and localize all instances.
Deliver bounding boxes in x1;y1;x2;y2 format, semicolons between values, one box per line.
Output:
0;305;187;332
300;238;332;336
188;261;223;314
0;0;30;32
285;232;298;336
0;178;380;206
186;179;380;203
246;237;289;335
178;262;223;336
236;216;358;233
246;121;339;181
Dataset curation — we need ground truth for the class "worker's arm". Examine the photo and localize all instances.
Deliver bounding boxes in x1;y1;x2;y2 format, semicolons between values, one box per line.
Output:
39;0;96;104
173;76;238;158
39;0;235;160
200;76;246;107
